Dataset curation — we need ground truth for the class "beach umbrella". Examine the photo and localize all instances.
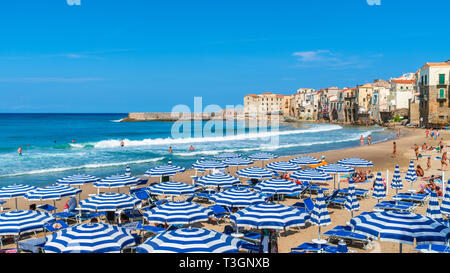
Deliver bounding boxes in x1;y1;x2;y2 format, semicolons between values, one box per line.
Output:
143;201;213;226
265;161;301;173
94;175;140;192
25;185;81;209
43;223;135;253
441;182;450;217
210;189;266;208
0;184;37;210
345;181;360;218
426;192;443;222
125;166;131;176
145;165;186;182
222;157;253;166
337;158;374;167
214;153;241;160
56;174;100;186
79;193;141;212
236;167;275;180
372;172;386;202
316;164;355;189
289;156;321;165
309;191;331;242
0;210;54;250
148;181;198;199
136;228;244;253
254;179;303;196
192;160;228;171
405;160;417;192
391;165;403;194
248;152;278;167
349;210;450;252
230;203;309;230
290;169;333;183
196;173;240;189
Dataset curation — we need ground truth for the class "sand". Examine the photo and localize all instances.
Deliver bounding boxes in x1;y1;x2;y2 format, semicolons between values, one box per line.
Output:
2;126;449;253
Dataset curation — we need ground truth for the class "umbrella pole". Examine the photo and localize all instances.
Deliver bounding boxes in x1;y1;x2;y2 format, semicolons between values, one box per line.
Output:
399;243;402;253
15;198;18;211
318;226;321;240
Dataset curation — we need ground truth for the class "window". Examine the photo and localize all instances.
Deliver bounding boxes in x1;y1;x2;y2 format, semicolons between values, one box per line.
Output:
439;74;446;85
425;75;428;85
439;89;445;99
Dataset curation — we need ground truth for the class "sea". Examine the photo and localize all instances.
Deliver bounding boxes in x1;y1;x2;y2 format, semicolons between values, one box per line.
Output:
0;113;395;187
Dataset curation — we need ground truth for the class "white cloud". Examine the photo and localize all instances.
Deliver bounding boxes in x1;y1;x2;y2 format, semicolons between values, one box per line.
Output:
292;50;380;69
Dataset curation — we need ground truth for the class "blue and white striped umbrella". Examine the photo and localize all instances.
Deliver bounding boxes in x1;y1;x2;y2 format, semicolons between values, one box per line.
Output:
230;203;309;230
310;191;331;240
391;165;403;192
196;174;240;188
248;152;278;161
426;192;443;222
254;179;303;195
144;202;213;225
290;169;333;182
337;158;374;167
372;172;386;201
94;175;140;189
136;228;244;253
210;189;266;208
266;161;302;172
316;164;355;174
148;182;198;196
145;165;186;177
79;193;141;211
441;182;450;216
214;153;241;160
43;223;135;253
0;184;36;199
349;210;450;247
345;181;360;217
289;156;321;165
222;157;254;166
192;160;228;170
0;210;54;236
236;167;275;179
25;185;81;201
57;174;100;186
125;166;131;176
405;160;417;191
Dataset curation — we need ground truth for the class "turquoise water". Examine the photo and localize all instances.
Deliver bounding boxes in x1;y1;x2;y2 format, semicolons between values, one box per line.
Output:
0;114;395;187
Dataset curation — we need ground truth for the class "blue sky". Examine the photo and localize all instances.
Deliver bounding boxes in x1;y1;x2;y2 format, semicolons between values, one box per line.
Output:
0;0;449;113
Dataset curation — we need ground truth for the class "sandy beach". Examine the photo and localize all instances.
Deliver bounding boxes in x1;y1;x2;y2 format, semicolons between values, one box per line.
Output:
2;126;448;253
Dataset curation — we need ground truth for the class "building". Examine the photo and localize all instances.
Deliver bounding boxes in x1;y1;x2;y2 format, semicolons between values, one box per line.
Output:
356;83;374;115
418;61;450;127
388;78;416;111
343;87;358;124
371;86;390;123
243;92;290;119
289;88;318;120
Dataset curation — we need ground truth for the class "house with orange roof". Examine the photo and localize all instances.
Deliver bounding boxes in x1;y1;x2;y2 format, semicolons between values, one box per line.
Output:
243;92;292;118
417;60;450;127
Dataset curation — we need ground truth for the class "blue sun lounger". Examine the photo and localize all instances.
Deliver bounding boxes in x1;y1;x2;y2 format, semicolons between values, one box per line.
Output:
415;244;450;253
393;193;428;205
374;200;416;212
338;188;370;199
322;190;347;208
323;225;373;249
291;243;339;253
208;205;229;224
292;198;315;214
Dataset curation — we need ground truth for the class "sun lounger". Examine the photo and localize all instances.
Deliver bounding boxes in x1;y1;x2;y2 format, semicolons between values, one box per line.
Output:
208;205;229;224
290;242;339;253
18;238;46;253
75;210;106;223
393;193;429;205
415;244;450;253
38;204;57;214
338;188;370;199
241;242;260;253
131;189;153;206
374;201;416;212
323;190;347;208
323;225;373;249
195;193;211;203
292;198;315;214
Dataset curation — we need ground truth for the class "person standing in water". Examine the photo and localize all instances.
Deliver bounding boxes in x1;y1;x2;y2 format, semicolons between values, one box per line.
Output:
367;135;371;145
360;135;364;146
120;140;125;147
17;146;22;156
189;145;194;152
169;146;172;153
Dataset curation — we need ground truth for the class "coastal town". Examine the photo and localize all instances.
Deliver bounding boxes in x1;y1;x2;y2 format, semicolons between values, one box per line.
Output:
243;60;450;128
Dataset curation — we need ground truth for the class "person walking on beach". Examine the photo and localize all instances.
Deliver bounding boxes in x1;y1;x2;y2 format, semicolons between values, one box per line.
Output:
412;144;419;160
442;152;448;171
426;156;432;171
360;135;364;146
392;142;397;158
368;135;371;145
439;139;444;154
397;129;400;138
17;146;22;156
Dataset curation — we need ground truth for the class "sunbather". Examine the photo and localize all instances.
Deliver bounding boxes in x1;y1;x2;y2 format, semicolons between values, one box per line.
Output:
415;165;424;177
418;179;442;196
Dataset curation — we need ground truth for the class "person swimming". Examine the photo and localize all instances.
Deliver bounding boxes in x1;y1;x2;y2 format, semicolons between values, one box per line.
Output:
17;146;22;156
169;146;173;153
120;140;125;147
189;145;194;151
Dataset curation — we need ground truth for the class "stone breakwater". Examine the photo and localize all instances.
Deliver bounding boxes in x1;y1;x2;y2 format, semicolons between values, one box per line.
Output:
123;112;225;121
